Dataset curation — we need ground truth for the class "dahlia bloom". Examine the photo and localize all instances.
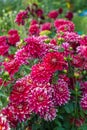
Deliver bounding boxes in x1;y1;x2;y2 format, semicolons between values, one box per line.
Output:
29;87;54;117
0;113;10;130
58;8;63;14
71;55;84;68
3;59;20;76
29;24;39;35
43;52;65;72
36;9;43;17
9;78;31;103
65;11;73;20
43;107;57;121
8;29;20;45
0;45;9;56
48;10;58;19
0;36;7;45
53;79;70;106
15;47;30;64
77;45;87;58
7;102;31;122
57;23;74;32
61;32;80;43
30;19;38;25
24;36;47;58
15;11;28;25
31;63;52;84
0;36;9;55
54;19;75;32
80;94;87;110
79;35;87;46
2;106;20;127
41;22;51;31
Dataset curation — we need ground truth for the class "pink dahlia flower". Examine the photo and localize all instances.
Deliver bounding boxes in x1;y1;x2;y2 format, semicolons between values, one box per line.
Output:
41;22;51;31
48;10;58;19
54;19;75;31
79;36;87;46
42;107;57;121
0;113;10;130
29;87;53;117
24;36;47;58
53;79;70;106
80;94;87;110
77;45;87;58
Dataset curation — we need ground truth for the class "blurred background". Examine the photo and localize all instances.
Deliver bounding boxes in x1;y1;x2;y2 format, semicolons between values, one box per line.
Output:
0;0;87;35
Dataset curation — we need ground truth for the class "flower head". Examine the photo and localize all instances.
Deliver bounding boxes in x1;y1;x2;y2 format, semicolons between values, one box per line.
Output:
0;113;10;130
53;79;70;106
48;10;58;19
43;52;65;72
15;11;28;25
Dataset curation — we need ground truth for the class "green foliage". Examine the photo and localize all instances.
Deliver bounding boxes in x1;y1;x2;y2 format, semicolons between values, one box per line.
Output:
73;15;87;34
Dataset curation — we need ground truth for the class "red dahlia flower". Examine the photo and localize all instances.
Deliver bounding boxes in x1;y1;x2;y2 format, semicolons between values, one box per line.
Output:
31;63;52;84
29;24;39;35
15;11;28;25
8;29;20;45
3;59;20;76
43;52;65;72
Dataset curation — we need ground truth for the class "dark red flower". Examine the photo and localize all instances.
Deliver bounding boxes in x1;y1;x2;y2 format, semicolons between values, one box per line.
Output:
58;8;63;14
15;11;28;25
36;9;43;17
65;11;73;20
48;10;58;19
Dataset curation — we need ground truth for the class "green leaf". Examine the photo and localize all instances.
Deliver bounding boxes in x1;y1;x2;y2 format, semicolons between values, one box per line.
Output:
32;124;41;130
54;127;65;130
64;103;74;113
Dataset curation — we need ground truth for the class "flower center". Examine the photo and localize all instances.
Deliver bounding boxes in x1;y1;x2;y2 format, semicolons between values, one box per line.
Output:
59;87;63;92
51;58;57;63
38;96;44;102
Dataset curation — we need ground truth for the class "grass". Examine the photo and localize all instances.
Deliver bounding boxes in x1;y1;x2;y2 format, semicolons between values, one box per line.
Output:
73;15;87;34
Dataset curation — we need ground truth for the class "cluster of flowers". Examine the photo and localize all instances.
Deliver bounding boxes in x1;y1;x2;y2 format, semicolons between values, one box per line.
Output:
0;4;87;130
